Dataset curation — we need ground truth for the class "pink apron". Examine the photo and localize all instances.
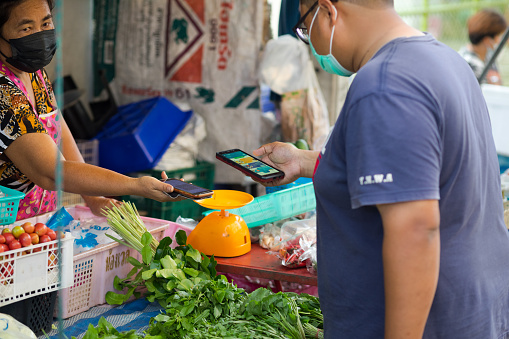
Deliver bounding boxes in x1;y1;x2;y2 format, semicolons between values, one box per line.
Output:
0;63;61;220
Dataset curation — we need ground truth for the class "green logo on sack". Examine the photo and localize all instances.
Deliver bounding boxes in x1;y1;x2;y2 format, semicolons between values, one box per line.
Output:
195;87;215;104
172;18;189;44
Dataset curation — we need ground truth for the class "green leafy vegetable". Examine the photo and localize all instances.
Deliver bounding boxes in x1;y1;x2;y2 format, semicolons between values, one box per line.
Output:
97;212;324;339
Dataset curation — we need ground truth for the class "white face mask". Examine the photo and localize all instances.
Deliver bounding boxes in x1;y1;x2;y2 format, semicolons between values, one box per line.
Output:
308;6;354;77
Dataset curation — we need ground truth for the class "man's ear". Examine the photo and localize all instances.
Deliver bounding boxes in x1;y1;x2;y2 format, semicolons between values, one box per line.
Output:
318;0;338;26
481;35;496;49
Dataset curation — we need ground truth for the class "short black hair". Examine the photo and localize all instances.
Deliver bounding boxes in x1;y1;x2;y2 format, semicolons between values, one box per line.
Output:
0;0;54;33
467;9;507;45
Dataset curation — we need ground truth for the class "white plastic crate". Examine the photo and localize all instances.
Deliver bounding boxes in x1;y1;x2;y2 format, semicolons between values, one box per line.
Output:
16;206;191;318
481;84;509;156
60;192;85;207
76;139;99;166
0;233;74;307
55;139;98;208
51;206;178;318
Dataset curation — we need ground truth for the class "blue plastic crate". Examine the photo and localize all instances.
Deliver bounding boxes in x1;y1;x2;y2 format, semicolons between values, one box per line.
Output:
499;154;509;174
96;97;192;174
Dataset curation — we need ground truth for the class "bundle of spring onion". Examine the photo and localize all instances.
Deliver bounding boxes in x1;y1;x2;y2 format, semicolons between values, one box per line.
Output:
102;202;159;254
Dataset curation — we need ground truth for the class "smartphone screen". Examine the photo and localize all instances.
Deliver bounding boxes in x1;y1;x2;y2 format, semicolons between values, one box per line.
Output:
164;179;213;199
216;149;284;181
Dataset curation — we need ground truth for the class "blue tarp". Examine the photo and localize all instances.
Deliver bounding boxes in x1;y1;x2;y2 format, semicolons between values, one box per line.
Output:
40;299;163;339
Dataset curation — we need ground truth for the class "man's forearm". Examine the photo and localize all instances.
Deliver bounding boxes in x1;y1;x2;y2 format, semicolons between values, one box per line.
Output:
383;223;440;338
378;200;440;339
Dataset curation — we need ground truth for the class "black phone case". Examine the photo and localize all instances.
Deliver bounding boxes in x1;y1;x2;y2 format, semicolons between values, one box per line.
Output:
164;179;213;200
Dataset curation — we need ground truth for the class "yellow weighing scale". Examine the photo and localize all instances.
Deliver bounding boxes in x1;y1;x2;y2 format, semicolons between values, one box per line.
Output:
187;190;254;257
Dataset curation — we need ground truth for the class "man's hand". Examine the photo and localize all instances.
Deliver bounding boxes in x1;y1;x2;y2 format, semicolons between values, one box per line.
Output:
253;142;319;186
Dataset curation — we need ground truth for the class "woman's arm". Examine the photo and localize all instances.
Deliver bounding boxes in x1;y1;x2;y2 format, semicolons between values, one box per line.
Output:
4;131;174;202
58;117;122;213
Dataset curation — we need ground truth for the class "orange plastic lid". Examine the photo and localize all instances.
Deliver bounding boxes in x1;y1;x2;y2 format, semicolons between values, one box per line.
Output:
194;190;254;210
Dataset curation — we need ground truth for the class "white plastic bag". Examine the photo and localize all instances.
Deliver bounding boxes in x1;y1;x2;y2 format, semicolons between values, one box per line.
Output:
259;35;330;149
154;113;207;171
0;314;37;339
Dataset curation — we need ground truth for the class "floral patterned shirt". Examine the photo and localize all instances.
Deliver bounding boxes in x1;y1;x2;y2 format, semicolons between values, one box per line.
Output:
0;63;55;193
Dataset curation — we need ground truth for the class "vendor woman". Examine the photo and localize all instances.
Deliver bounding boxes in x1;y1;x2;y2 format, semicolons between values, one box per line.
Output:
0;0;178;219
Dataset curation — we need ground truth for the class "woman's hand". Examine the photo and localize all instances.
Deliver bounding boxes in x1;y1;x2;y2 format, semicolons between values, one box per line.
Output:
253;142;319;186
83;196;122;216
135;175;187;202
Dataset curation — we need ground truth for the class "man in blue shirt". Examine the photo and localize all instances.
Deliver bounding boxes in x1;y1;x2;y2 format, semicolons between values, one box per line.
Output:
254;0;509;338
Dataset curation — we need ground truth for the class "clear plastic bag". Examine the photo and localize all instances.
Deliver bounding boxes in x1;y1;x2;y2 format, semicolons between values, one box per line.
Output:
268;217;317;268
0;314;37;339
176;216;199;229
300;242;317;275
259;223;282;249
64;219;116;254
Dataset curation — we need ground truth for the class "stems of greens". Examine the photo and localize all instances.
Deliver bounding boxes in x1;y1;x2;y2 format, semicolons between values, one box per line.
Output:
102;202;159;254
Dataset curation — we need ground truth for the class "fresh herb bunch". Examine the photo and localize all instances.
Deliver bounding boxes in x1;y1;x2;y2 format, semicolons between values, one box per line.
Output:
105;230;218;306
74;317;153;339
97;203;324;339
143;287;324;339
102;202;160;254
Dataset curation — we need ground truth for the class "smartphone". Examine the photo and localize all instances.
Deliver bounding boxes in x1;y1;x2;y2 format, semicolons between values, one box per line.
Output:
164;179;213;199
216;149;285;182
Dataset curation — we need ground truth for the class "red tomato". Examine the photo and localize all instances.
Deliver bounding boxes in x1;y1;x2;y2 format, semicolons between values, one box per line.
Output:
0;234;5;244
18;233;32;248
22;222;34;234
8;240;21;251
30;233;39;245
1;228;11;235
11;226;24;239
46;229;57;241
39;235;51;244
34;223;48;236
3;233;15;244
1;262;13;278
32;247;42;253
0;244;9;252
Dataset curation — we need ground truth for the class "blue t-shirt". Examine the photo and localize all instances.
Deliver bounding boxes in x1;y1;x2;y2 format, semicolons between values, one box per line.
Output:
314;33;509;338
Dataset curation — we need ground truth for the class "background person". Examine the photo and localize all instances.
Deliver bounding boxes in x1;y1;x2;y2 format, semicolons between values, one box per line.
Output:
254;0;509;337
0;0;179;219
458;8;508;85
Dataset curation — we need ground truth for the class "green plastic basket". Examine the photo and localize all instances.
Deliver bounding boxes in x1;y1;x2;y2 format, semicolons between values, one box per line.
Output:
0;186;25;225
223;182;316;228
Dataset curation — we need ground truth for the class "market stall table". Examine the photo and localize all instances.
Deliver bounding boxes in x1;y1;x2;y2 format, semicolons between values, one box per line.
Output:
215;243;317;291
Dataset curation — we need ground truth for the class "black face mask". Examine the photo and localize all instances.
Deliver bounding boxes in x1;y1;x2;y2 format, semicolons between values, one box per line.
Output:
0;29;57;73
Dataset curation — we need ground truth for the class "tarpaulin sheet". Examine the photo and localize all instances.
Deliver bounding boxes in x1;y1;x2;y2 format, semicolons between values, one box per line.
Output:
39;299;161;339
